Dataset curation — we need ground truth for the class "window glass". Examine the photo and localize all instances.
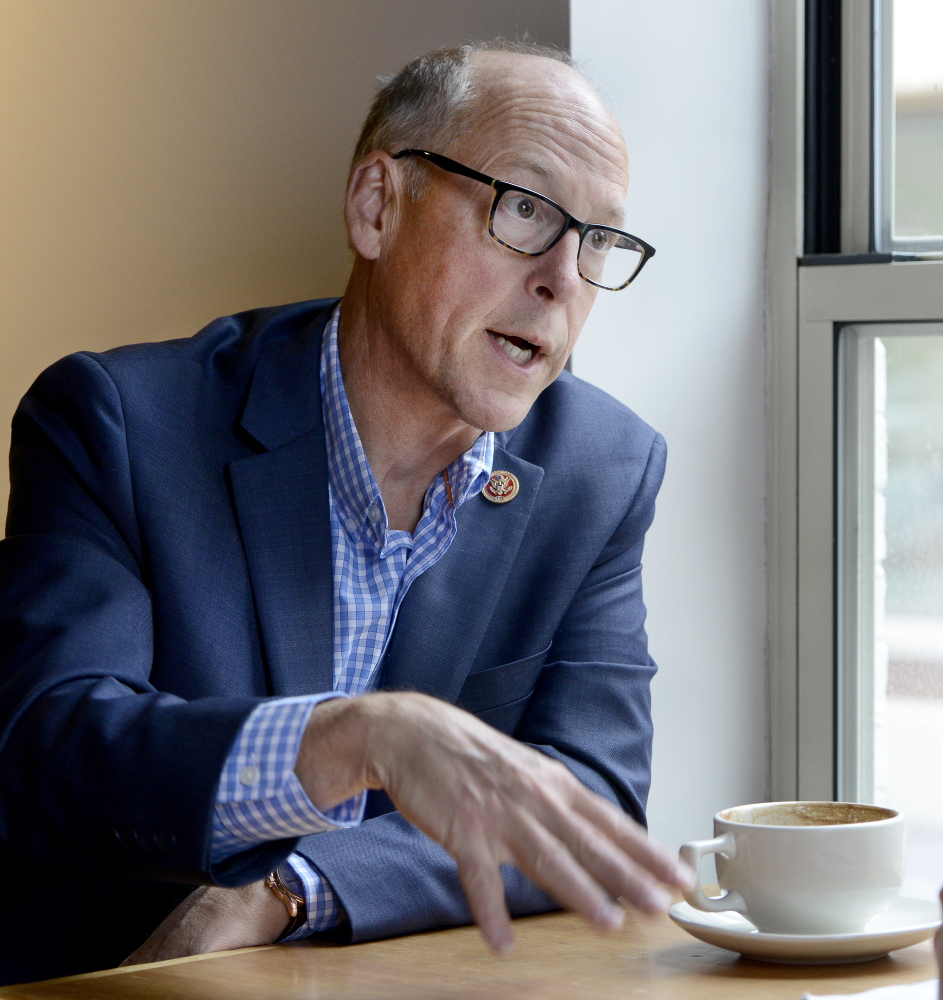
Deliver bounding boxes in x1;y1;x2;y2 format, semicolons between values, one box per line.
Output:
893;0;943;239
842;326;943;898
881;334;943;896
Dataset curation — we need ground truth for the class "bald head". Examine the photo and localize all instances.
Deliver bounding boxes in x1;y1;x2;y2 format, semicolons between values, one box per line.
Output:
351;41;627;202
462;51;628;196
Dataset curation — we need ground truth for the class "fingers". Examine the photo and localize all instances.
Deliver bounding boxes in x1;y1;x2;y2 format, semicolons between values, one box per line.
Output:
455;846;516;955
534;803;673;915
510;810;626;931
370;695;692;942
495;760;692;917
562;779;694;891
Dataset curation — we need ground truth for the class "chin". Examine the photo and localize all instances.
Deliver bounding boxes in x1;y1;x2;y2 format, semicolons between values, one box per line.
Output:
459;395;536;434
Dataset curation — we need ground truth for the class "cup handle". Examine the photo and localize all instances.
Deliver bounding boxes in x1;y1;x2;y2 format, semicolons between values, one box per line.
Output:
678;833;748;914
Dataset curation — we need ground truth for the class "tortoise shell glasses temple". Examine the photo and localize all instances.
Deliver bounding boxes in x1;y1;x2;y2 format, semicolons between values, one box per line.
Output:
393;148;498;190
391;148;656;284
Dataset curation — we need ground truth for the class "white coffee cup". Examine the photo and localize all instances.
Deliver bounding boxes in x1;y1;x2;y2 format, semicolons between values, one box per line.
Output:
679;801;904;935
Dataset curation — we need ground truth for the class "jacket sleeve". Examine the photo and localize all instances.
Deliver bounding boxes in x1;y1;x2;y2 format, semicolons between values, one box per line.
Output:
293;432;667;942
0;353;291;886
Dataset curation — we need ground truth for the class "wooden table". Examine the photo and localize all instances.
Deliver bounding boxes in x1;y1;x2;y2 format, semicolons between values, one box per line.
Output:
1;909;936;1000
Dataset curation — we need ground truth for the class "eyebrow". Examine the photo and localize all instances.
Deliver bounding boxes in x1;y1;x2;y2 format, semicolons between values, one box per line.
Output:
505;155;554;178
502;156;627;227
597;205;627;227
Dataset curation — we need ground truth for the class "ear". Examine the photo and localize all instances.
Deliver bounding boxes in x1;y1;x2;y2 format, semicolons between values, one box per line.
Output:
344;152;402;260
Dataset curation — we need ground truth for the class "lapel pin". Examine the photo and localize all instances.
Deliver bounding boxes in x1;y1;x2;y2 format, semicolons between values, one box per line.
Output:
482;470;520;504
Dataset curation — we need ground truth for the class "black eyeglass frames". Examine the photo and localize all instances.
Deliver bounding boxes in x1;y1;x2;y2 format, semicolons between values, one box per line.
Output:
392;148;655;291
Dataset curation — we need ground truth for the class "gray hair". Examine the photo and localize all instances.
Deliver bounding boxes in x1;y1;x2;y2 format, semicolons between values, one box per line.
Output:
352;39;573;199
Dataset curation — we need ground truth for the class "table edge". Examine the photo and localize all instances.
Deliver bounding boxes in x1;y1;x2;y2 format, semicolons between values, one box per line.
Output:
0;945;279;993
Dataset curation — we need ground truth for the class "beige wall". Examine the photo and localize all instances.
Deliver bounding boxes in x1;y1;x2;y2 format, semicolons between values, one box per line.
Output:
0;0;567;510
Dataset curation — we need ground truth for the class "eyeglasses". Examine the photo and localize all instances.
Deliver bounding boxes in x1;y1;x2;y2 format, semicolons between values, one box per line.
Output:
392;148;655;291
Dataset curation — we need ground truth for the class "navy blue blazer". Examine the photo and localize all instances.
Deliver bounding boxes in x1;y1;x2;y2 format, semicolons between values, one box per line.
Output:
0;299;664;983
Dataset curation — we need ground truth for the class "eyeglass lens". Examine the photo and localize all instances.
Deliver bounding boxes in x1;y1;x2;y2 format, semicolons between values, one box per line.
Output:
491;189;644;291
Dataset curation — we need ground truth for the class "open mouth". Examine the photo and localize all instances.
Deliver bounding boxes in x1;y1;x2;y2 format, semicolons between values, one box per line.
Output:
488;331;538;366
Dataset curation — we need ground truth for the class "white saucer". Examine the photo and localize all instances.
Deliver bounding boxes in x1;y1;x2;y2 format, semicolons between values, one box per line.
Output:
669;895;942;964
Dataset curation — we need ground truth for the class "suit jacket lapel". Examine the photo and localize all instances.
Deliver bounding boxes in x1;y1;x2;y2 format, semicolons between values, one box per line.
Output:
381;447;544;703
227;299;545;703
229;303;337;697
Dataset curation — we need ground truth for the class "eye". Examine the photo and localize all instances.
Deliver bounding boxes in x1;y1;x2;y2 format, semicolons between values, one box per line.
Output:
514;198;536;220
587;229;611;252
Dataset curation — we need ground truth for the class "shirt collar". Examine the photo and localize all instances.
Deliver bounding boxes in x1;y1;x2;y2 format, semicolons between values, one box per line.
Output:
320;302;494;545
445;428;493;508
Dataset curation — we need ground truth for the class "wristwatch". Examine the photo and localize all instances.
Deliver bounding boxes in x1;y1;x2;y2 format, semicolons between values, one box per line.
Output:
265;868;307;941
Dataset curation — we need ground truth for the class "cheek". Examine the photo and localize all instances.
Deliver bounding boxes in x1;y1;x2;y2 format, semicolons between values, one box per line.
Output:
435;260;520;338
416;227;506;299
565;288;598;346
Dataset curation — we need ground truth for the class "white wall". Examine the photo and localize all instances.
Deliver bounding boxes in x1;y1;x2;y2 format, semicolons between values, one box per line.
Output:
571;2;770;853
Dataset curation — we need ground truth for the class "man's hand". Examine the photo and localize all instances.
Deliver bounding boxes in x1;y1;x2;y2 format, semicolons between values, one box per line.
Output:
125;693;692;964
121;879;288;966
295;692;694;954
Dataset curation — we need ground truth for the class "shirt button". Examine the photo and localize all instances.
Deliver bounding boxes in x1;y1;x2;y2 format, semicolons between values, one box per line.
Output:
367;503;380;523
345;517;358;533
239;765;260;787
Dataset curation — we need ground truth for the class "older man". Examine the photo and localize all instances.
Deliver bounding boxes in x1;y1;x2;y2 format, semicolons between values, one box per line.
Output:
0;41;676;983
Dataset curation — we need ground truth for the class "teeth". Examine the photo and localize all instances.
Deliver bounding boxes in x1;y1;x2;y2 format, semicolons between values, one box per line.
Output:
494;335;533;365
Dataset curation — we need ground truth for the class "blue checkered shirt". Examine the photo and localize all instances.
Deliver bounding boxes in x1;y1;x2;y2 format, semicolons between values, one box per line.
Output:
212;304;493;938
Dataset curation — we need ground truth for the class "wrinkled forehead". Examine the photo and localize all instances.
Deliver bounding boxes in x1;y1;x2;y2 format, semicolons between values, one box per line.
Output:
457;53;629;208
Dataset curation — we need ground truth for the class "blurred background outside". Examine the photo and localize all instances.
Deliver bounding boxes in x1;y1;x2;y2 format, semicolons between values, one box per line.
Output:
879;336;943;898
871;0;943;899
894;0;943;237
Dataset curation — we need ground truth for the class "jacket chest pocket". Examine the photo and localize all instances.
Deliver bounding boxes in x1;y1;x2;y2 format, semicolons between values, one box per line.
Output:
455;643;552;734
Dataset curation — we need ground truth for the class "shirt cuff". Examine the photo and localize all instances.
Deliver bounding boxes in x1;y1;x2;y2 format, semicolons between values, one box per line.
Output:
211;694;366;864
278;854;346;939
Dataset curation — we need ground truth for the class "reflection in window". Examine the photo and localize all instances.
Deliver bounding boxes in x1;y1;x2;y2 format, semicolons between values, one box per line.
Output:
894;0;943;238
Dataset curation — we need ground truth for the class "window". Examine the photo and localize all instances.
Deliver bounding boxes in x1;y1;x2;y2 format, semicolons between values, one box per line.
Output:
877;0;943;250
840;323;943;897
768;0;943;898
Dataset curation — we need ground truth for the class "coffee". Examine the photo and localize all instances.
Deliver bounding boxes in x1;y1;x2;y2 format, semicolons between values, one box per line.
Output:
679;801;904;935
722;802;893;827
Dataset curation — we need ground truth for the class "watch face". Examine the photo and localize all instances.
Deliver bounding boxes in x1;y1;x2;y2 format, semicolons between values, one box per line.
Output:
274;866;305;900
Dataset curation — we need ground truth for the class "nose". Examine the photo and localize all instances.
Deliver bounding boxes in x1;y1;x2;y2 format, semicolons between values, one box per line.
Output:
526;229;584;305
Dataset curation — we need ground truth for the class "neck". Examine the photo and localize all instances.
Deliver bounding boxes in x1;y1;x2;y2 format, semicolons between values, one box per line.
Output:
337;281;482;533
